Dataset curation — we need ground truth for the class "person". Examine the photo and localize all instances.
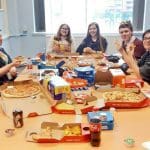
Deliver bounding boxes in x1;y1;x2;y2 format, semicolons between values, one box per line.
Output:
119;20;146;60
76;22;107;55
47;24;75;54
119;29;150;84
0;34;20;85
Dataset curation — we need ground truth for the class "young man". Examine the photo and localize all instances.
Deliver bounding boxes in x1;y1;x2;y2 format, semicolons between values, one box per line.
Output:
119;29;150;83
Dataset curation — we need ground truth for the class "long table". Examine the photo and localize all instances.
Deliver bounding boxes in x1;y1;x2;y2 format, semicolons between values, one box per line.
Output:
0;65;150;150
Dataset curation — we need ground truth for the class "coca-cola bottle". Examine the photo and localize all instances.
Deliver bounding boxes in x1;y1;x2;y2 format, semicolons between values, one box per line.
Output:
90;118;101;147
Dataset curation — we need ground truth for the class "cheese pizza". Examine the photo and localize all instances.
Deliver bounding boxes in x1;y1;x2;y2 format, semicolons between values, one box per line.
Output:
1;83;41;98
103;91;145;102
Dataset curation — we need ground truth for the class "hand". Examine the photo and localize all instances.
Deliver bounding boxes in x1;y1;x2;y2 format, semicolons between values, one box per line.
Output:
64;44;71;52
9;66;17;77
83;47;94;54
52;44;61;53
12;60;21;67
126;43;135;56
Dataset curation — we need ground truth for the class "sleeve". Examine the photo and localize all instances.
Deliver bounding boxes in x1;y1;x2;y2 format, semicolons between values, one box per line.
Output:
46;36;55;54
76;39;87;55
134;39;146;59
139;62;150;83
1;48;12;63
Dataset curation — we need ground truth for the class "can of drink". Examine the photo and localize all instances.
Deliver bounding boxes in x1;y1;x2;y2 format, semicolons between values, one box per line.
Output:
90;118;101;147
12;109;24;128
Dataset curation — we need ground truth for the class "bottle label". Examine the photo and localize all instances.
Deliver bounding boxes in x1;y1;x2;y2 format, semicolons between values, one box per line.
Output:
13;110;23;128
90;123;101;132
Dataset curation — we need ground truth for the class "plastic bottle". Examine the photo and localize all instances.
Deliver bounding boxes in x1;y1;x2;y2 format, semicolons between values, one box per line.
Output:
12;109;24;128
90;118;101;147
27;57;33;69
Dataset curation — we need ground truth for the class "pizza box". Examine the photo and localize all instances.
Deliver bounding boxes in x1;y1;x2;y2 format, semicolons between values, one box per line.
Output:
96;87;149;108
87;111;114;130
0;81;52;118
109;68;125;88
51;92;105;114
125;78;144;88
26;122;90;143
65;78;88;88
48;76;71;100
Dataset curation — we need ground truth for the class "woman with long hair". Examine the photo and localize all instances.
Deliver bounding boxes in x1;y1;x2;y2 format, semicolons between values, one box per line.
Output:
47;24;75;54
76;22;107;55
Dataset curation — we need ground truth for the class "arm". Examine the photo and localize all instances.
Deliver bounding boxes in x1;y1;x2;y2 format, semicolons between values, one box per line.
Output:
76;39;87;55
119;45;141;78
0;61;20;77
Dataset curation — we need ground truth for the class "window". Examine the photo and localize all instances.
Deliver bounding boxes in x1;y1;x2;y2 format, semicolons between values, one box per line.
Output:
34;0;145;34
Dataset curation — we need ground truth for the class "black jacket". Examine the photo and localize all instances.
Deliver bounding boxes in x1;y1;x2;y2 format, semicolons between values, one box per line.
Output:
76;36;107;55
0;48;12;85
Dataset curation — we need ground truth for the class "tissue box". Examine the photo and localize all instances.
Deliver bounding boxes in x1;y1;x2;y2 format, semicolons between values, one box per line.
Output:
87;111;114;130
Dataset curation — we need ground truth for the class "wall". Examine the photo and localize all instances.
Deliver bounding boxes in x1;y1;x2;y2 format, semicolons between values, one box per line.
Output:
2;0;150;58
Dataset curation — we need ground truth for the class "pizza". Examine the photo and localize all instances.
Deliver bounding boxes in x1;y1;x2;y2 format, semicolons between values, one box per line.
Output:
103;91;145;102
14;56;25;62
1;83;41;98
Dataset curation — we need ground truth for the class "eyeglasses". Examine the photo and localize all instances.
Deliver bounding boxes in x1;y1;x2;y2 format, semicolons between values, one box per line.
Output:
61;28;69;30
143;37;150;41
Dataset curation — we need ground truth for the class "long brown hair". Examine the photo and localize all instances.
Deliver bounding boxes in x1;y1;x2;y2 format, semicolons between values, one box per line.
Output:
54;24;72;44
86;22;104;51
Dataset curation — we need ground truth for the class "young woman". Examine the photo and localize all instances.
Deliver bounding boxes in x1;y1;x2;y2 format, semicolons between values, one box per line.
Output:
0;34;20;85
119;21;146;60
76;22;107;55
119;29;150;83
47;24;75;54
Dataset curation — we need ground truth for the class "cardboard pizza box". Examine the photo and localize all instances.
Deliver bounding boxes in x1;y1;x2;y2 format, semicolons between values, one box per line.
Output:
109;68;125;88
0;81;52;118
26;122;90;143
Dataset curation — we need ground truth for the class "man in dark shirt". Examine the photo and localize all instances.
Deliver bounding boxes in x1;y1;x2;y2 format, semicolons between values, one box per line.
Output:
119;29;150;84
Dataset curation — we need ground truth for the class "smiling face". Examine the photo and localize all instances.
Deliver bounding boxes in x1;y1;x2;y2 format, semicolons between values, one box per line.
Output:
143;32;150;51
60;24;69;37
119;27;132;42
88;24;98;38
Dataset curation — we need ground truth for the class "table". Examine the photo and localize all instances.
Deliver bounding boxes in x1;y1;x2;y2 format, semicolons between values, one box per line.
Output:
0;65;150;150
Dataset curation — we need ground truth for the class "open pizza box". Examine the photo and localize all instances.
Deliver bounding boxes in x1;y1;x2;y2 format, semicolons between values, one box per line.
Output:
51;90;105;114
0;80;52;118
95;87;150;108
26;122;90;143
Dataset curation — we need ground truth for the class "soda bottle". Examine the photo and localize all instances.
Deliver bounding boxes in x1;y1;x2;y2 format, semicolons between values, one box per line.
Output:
27;57;33;69
90;118;101;147
12;109;24;128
